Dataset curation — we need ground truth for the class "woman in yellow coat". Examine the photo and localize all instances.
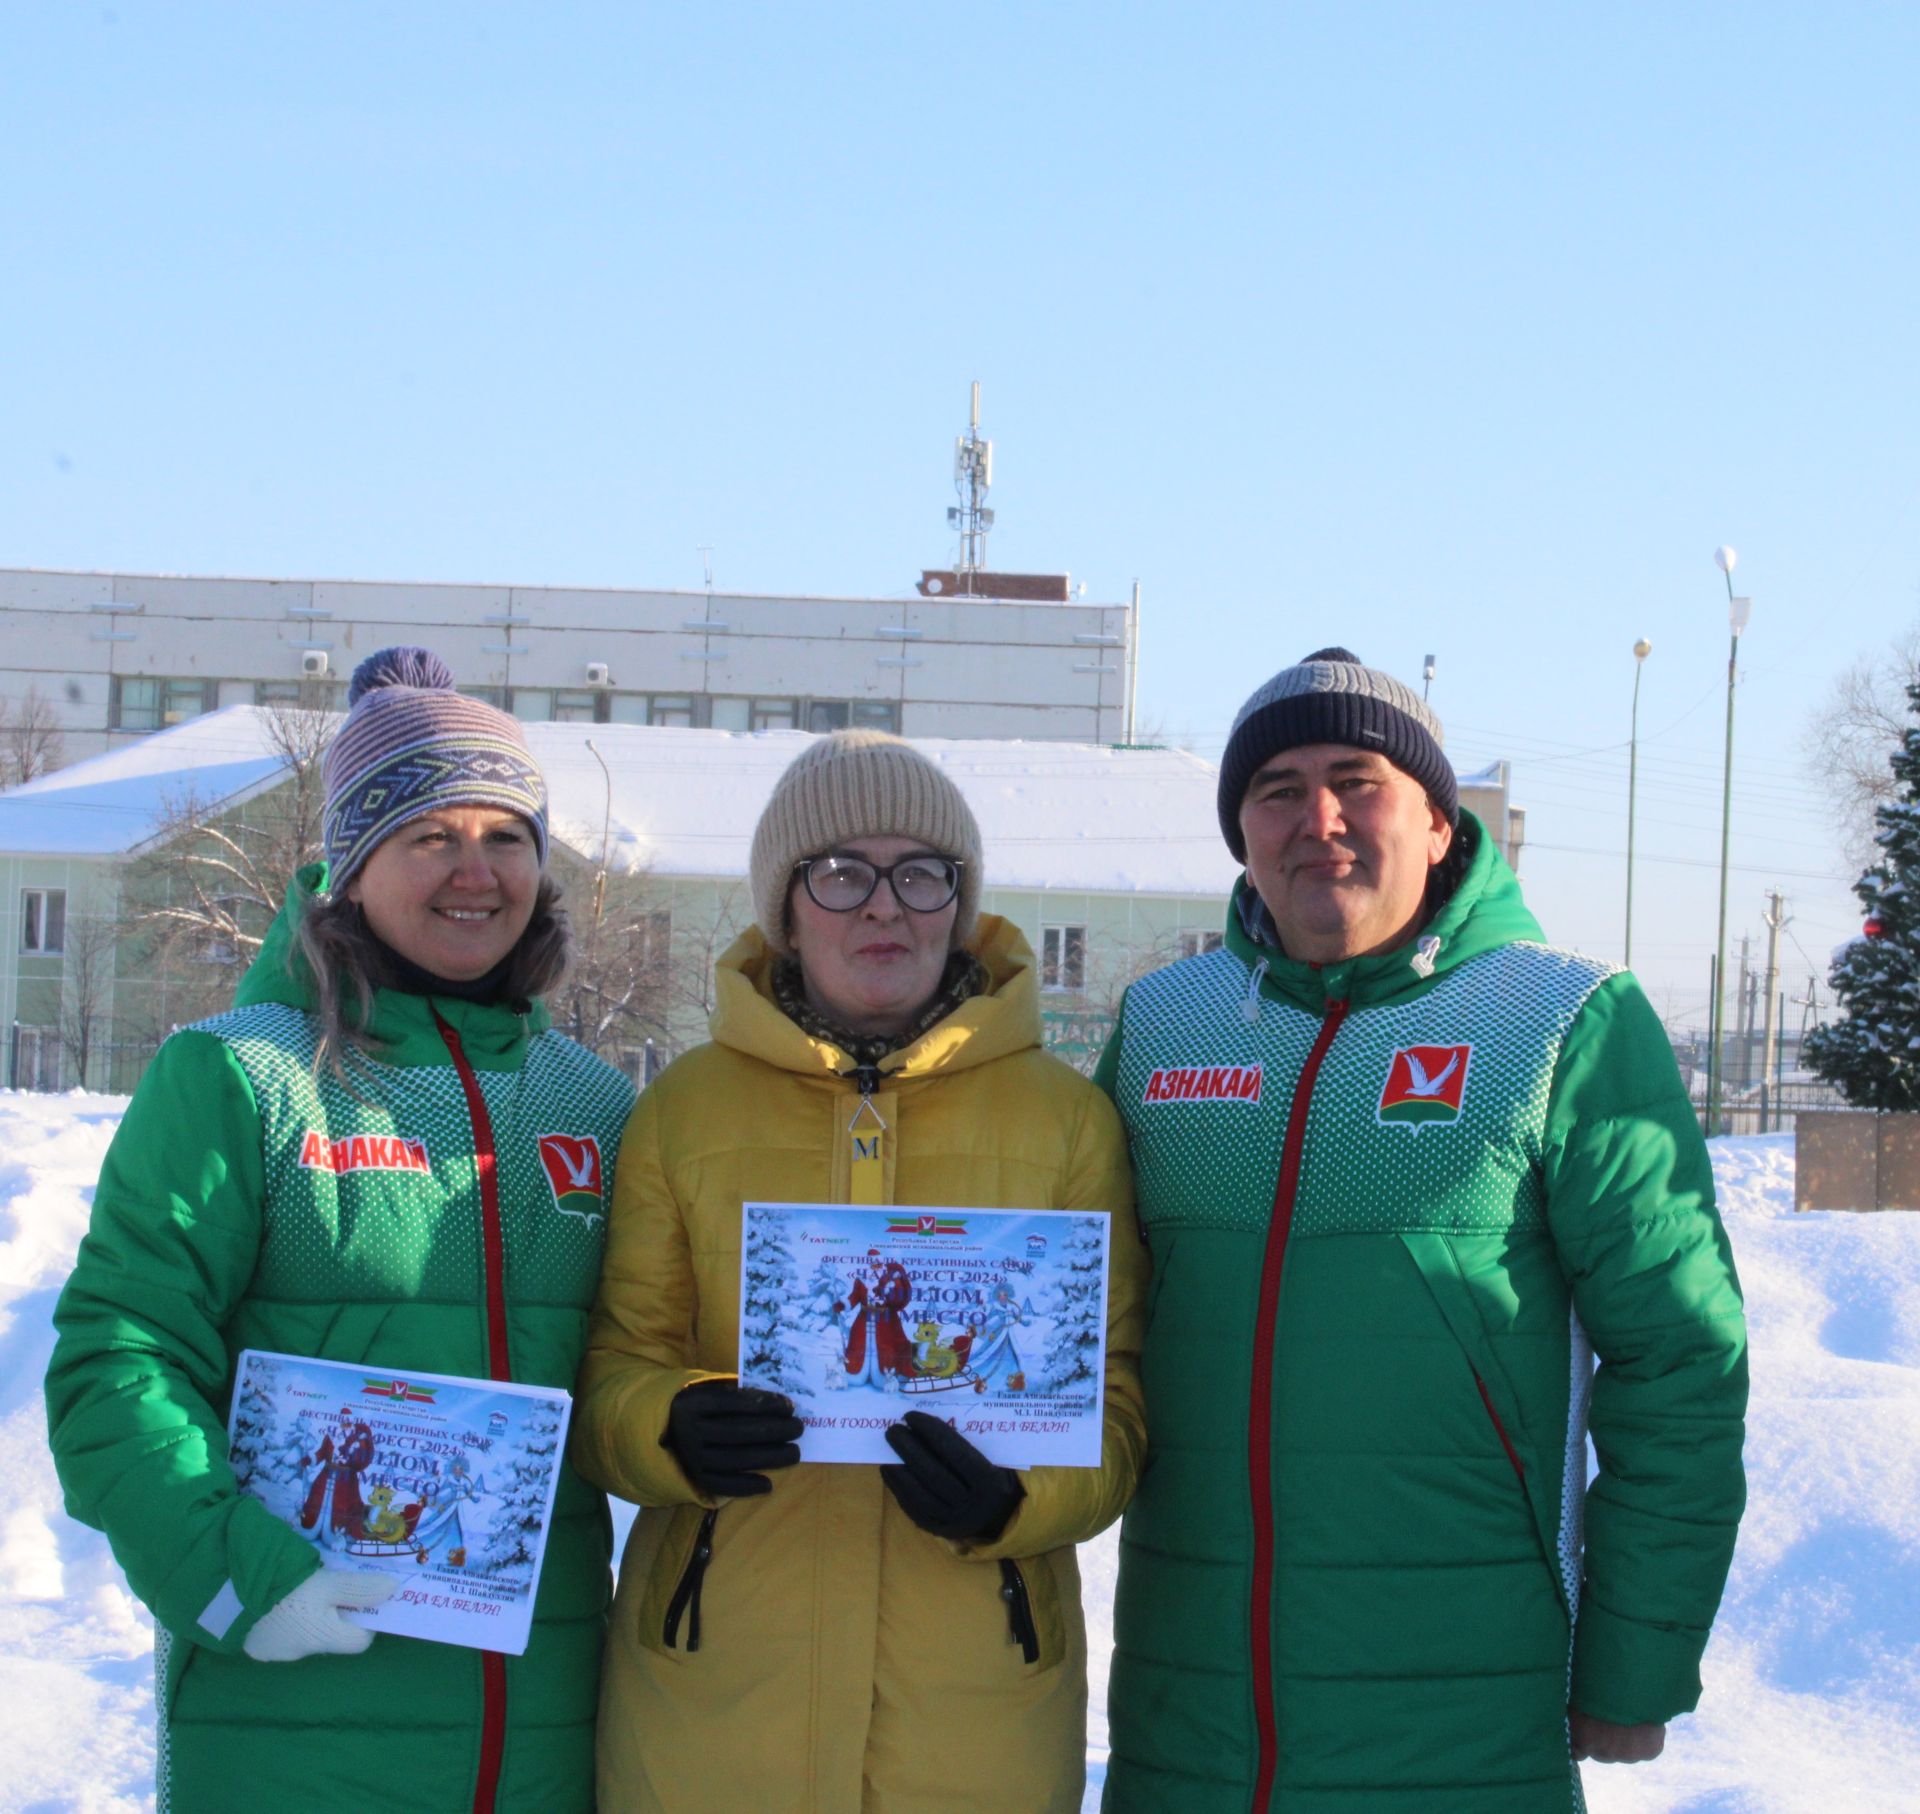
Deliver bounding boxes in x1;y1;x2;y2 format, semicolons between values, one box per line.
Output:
573;730;1147;1812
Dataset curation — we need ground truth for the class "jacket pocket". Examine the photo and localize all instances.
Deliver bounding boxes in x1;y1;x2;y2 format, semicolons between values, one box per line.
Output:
997;1553;1067;1673
1399;1229;1570;1617
636;1502;719;1659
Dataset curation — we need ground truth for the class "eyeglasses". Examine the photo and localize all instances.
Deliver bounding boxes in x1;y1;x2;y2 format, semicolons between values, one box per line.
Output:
793;853;963;914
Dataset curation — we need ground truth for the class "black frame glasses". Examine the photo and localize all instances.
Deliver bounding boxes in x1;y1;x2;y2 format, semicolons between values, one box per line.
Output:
792;853;964;914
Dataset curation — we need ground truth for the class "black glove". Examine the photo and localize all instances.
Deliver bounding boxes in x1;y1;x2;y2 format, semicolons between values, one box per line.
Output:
881;1410;1024;1542
664;1381;803;1499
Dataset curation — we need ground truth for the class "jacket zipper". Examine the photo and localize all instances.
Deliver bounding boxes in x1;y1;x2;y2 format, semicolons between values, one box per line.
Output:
663;1507;720;1652
1247;995;1349;1812
998;1559;1040;1664
432;1010;512;1814
1473;1369;1527;1484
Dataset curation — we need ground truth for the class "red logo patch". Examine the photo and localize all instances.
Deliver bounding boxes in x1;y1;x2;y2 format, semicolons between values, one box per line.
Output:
1142;1064;1263;1105
537;1134;605;1222
1377;1044;1472;1132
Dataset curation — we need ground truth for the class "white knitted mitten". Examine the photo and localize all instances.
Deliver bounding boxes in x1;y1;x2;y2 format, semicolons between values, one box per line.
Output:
242;1569;397;1662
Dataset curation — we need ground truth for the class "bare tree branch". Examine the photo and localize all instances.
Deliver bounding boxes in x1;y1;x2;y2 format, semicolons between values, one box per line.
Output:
124;702;335;989
59;914;120;1089
1804;627;1920;868
0;684;65;787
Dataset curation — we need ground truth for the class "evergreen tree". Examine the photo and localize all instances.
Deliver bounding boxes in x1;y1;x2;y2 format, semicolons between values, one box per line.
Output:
1038;1217;1107;1396
1806;680;1920;1109
228;1368;277;1488
741;1205;811;1395
476;1400;564;1578
796;1256;849;1335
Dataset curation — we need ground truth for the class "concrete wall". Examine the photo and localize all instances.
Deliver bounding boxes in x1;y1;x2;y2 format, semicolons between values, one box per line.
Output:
1796;1110;1920;1211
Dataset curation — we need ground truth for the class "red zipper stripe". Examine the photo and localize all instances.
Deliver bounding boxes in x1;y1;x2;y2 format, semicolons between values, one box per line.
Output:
431;1010;511;1814
434;1014;513;1385
1474;1370;1527;1483
1247;997;1347;1812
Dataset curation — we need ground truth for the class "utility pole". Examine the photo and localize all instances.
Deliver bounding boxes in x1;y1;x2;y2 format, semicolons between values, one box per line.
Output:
1760;892;1789;1132
1735;936;1752;1091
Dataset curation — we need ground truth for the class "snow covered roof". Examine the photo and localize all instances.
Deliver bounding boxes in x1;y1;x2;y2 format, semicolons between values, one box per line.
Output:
0;705;310;857
524;724;1243;897
0;712;1502;897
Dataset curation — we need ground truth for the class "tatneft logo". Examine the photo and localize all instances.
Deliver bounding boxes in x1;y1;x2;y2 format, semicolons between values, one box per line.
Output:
1377;1043;1472;1132
298;1130;431;1175
537;1133;605;1224
1142;1064;1264;1105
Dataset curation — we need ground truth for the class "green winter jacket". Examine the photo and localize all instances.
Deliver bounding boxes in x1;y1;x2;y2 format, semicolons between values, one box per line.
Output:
45;867;635;1814
1096;818;1747;1814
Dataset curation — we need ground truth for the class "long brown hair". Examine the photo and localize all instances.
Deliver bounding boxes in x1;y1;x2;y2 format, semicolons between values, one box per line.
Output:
295;876;571;1079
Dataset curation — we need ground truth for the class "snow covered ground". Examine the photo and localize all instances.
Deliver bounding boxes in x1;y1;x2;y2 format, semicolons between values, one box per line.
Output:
2;1092;1916;1813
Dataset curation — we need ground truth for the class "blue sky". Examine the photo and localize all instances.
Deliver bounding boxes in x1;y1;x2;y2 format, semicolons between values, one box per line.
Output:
5;2;1917;1020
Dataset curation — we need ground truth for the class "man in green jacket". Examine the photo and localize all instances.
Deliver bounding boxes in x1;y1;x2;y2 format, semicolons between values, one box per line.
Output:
1097;649;1747;1812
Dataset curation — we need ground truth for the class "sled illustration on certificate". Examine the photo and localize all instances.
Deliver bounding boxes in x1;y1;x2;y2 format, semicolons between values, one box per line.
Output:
737;1203;1113;1468
227;1349;571;1654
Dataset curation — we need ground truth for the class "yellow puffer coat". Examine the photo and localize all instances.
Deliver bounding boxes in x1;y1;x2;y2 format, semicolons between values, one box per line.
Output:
573;916;1147;1813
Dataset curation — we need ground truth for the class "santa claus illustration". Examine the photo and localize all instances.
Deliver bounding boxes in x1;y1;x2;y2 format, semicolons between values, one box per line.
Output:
834;1247;915;1388
299;1407;377;1545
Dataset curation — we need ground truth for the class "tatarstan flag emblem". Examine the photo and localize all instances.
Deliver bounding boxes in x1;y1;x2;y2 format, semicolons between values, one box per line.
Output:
1377;1043;1472;1132
537;1134;605;1223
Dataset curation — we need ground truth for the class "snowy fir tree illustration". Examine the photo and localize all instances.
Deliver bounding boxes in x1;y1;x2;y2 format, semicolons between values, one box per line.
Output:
228;1360;280;1488
475;1399;565;1578
1807;679;1920;1109
741;1204;811;1394
262;1409;320;1495
797;1255;849;1335
1039;1217;1106;1394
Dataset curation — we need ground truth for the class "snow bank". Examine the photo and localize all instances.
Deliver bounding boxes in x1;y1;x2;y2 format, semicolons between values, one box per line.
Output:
4;1098;1917;1813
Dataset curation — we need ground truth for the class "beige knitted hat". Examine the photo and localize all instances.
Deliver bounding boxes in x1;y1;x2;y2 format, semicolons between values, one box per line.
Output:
749;731;984;954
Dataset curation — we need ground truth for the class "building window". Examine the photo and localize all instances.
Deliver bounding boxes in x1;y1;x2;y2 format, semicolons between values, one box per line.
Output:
649;695;695;728
552;689;604;724
708;697;752;731
1040;924;1087;993
11;1025;61;1091
510;688;554;722
1176;929;1225;960
802;698;897;734
111;676;212;731
255;678;341;710
459;685;506;708
21;888;66;954
751;698;798;731
608;693;650;724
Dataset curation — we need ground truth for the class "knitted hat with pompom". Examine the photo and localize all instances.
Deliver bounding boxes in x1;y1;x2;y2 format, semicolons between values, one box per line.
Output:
321;647;549;893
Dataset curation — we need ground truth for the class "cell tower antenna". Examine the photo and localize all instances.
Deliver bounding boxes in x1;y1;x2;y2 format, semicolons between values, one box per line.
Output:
946;380;995;592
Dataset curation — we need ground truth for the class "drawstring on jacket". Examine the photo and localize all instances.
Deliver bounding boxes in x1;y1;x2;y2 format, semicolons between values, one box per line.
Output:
1242;960;1269;1024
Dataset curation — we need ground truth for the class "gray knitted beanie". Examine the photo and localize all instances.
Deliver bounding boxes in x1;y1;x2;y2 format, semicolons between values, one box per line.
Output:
1216;646;1457;860
749;731;984;954
322;647;549;893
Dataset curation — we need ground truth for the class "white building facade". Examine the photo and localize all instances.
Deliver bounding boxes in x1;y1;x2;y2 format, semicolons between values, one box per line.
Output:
0;565;1136;766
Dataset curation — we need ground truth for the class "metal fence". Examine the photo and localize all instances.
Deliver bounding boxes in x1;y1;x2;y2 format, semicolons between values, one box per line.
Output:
5;1028;167;1096
1691;1080;1849;1138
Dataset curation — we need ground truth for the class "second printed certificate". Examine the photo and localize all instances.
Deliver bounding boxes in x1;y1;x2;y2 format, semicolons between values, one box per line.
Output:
735;1202;1112;1468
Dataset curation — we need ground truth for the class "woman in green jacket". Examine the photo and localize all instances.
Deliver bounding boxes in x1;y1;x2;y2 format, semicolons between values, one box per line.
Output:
45;649;634;1813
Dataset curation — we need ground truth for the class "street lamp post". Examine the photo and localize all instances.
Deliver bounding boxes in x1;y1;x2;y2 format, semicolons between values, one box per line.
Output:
1706;547;1752;1136
1625;638;1652;970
